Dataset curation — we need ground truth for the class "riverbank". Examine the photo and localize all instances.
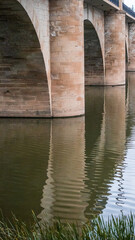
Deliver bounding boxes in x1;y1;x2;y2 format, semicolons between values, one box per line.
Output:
0;213;134;239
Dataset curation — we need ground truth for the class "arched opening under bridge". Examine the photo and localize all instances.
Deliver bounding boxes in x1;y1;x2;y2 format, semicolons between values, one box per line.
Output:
84;20;104;86
125;42;129;72
0;0;50;117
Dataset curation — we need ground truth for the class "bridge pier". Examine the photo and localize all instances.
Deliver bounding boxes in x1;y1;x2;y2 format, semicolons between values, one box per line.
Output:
105;10;126;85
128;23;135;72
49;0;84;117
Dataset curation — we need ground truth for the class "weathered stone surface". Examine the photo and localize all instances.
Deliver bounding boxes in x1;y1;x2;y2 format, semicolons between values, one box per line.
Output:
84;20;104;85
125;22;129;68
0;0;133;117
50;0;84;117
0;0;51;117
128;23;135;72
84;4;105;85
105;10;126;85
17;0;51;99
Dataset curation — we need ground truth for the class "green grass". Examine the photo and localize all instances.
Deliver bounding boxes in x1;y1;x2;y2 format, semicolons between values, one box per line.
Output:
0;212;135;239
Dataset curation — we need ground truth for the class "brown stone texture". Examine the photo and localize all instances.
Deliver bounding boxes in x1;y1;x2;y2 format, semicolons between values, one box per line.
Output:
0;0;51;117
17;0;51;100
84;4;105;85
128;23;135;72
105;10;126;85
125;21;129;67
119;0;123;10
0;0;132;117
50;0;84;117
84;20;104;85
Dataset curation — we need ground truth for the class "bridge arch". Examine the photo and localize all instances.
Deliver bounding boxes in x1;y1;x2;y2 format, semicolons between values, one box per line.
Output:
125;22;129;71
17;0;51;83
0;0;51;117
84;5;105;85
125;41;129;70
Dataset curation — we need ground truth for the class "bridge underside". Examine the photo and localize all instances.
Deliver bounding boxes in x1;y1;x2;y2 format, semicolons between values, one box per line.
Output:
0;0;51;117
84;20;104;85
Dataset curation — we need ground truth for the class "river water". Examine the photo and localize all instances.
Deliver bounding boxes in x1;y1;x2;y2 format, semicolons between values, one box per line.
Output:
0;72;135;224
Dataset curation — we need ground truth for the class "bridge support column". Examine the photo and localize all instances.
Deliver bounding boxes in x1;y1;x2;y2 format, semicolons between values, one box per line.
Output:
119;0;123;10
49;0;84;117
104;10;126;85
128;23;135;72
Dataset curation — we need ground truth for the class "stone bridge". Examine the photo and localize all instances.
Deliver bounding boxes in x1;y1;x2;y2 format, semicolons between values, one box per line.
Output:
0;0;135;117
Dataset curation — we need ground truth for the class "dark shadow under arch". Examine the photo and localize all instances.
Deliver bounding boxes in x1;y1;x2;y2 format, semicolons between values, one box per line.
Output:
125;42;129;71
0;0;51;117
84;20;104;86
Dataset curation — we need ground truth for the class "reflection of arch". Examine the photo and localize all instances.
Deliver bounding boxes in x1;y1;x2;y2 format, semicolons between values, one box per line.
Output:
84;20;104;85
0;0;51;117
17;0;50;81
85;86;126;218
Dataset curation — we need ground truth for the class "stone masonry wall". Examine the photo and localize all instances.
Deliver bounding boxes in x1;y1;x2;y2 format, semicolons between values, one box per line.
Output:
125;21;129;65
0;0;130;117
84;4;105;67
84;20;104;85
0;0;51;117
128;23;135;71
18;0;51;99
84;4;105;85
105;10;126;85
50;0;84;117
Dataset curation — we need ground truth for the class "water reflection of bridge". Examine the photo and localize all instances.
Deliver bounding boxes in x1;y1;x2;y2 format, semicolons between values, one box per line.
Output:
39;85;126;223
2;79;135;223
126;73;135;139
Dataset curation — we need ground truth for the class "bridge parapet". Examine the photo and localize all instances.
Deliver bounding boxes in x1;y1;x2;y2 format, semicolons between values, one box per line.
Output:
123;3;135;18
108;0;135;20
109;0;119;7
